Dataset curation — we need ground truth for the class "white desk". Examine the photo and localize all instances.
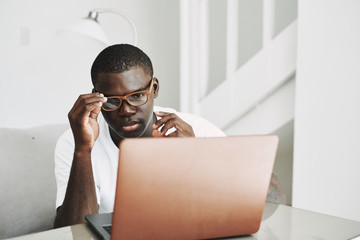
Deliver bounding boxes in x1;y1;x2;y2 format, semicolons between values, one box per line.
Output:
7;203;360;240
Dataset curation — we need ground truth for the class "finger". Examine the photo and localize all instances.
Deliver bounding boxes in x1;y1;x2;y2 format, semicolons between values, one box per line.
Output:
71;93;105;111
153;112;178;129
69;93;107;121
152;129;164;138
159;119;178;135
71;103;101;123
154;114;192;135
69;104;102;127
89;105;102;119
76;94;106;115
153;129;180;138
165;123;194;137
167;131;180;137
153;111;195;137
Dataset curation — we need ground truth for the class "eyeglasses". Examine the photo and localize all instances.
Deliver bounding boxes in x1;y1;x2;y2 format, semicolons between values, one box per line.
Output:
99;78;154;111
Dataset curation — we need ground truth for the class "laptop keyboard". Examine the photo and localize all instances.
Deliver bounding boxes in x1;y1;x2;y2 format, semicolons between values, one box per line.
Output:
103;225;112;234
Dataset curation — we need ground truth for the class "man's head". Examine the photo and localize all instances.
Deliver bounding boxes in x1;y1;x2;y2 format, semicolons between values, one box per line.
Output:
91;44;159;141
91;44;153;85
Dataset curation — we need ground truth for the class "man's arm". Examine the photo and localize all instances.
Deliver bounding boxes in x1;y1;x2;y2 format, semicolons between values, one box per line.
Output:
267;173;286;204
54;93;107;228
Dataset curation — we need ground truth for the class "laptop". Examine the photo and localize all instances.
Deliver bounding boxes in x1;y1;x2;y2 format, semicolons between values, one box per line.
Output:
86;135;279;240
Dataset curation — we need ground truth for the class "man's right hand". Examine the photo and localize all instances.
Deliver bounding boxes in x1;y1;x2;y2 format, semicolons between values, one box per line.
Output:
54;93;106;228
67;93;107;152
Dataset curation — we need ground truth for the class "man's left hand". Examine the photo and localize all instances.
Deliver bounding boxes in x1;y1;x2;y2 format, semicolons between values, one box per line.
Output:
152;111;195;137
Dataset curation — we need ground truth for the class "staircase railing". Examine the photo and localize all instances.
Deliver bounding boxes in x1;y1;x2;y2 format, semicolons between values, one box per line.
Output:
180;0;297;130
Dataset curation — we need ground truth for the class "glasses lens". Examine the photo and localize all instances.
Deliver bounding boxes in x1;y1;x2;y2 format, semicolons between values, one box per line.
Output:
103;98;121;110
127;93;148;106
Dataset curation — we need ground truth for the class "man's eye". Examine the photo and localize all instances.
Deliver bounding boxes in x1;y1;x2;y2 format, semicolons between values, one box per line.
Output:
130;93;145;99
108;98;120;104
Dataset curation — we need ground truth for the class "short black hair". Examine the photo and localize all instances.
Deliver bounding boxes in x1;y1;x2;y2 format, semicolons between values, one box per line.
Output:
91;44;153;86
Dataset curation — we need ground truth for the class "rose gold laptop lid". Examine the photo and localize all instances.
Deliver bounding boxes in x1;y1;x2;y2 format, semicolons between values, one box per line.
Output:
111;135;279;240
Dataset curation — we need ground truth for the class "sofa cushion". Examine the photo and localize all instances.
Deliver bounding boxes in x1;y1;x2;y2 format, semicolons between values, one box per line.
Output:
0;123;68;239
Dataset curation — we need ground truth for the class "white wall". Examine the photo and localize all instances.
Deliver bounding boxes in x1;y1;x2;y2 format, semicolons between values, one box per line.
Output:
293;0;360;221
0;0;179;128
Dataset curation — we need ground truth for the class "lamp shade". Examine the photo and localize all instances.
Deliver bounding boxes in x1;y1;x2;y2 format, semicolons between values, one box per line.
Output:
64;18;110;46
60;8;138;46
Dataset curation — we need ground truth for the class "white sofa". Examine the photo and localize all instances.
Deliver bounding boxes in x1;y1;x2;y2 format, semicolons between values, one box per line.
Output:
0;123;68;239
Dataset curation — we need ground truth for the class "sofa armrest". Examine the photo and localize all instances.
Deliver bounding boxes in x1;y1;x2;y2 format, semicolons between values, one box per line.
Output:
0;123;68;239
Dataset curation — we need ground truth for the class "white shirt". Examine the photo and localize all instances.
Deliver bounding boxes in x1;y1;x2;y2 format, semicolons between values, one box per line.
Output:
54;106;225;213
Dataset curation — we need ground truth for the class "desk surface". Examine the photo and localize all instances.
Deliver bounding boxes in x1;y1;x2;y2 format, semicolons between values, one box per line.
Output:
8;203;360;240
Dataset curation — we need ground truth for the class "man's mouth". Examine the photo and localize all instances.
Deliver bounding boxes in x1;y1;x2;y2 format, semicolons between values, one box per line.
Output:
121;122;140;132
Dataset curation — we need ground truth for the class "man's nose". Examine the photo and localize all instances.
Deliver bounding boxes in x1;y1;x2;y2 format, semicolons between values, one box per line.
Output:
118;101;136;115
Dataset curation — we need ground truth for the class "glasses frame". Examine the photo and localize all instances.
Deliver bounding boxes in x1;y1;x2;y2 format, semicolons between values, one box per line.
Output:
99;78;154;112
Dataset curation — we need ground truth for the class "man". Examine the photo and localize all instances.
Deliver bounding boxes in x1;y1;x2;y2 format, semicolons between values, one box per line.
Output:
54;44;225;228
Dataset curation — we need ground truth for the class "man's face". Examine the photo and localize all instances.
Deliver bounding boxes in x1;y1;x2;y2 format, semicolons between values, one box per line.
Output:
94;67;159;139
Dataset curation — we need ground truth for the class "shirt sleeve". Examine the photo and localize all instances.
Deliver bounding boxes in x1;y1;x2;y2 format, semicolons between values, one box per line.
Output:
54;128;101;209
54;128;73;209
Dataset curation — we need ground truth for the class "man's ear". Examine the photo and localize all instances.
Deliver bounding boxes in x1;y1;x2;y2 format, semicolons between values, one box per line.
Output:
153;77;159;98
